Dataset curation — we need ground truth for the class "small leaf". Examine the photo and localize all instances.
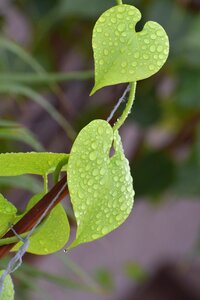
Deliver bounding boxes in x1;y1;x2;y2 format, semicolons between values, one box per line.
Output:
0;152;68;176
67;120;134;249
91;4;169;94
0;194;17;237
13;193;70;255
0;270;15;300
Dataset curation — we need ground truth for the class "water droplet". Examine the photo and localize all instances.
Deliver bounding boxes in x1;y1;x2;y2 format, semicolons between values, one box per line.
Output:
91;142;97;149
117;13;123;19
111;18;116;24
131;62;137;67
118;6;125;13
143;54;149;59
148;22;157;29
102;227;108;234
157;45;163;52
99;17;105;23
100;168;106;175
104;49;109;56
151;34;156;40
120;203;127;211
89;151;97;161
96;27;102;33
78;190;84;199
134;52;140;58
114;176;118;182
92;234;99;239
121;186;126;192
121;61;127;67
128;10;134;16
115;215;121;221
144;39;150;44
120;47;126;54
156;30;163;37
88;179;93;186
99;59;104;65
150;45;156;52
164;49;168;55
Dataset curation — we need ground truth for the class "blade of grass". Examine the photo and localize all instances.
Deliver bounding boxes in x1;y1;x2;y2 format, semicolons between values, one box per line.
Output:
0;175;42;193
0;83;76;140
0;71;93;85
0;120;45;151
57;254;106;295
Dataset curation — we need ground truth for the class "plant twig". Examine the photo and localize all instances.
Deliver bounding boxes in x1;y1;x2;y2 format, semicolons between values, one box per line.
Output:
107;85;130;123
113;82;137;131
0;175;68;259
0;178;68;294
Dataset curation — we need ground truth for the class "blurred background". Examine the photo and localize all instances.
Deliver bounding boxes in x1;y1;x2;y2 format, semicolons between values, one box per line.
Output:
0;0;200;299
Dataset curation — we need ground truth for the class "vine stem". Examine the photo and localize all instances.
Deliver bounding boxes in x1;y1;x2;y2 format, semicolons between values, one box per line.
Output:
116;0;123;5
0;175;68;259
113;82;137;132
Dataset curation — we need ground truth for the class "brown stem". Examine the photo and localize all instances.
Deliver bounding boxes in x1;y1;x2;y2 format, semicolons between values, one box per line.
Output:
0;175;68;259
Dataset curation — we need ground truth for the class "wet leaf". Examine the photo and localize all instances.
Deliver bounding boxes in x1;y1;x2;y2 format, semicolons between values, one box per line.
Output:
67;120;134;249
91;4;169;94
13;193;70;255
0;270;14;300
0;194;17;237
0;152;68;176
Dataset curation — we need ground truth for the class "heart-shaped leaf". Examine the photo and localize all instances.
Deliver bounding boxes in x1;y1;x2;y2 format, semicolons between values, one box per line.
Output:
67;120;134;249
91;4;169;94
0;152;68;176
13;193;70;255
0;270;14;300
0;194;17;237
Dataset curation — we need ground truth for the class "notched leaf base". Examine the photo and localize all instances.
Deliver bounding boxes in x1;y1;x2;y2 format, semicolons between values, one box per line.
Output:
67;120;134;249
91;4;169;95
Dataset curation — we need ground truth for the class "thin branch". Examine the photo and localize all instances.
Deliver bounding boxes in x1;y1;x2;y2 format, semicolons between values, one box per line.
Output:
0;176;68;295
0;175;68;259
113;82;137;131
107;84;130;122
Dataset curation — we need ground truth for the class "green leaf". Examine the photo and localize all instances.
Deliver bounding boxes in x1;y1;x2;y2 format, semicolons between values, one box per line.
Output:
13;193;70;255
0;270;14;300
67;120;134;249
0;152;68;176
0;194;17;237
91;4;169;94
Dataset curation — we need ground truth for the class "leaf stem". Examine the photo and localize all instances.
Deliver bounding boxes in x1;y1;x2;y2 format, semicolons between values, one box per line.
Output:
116;0;123;4
113;82;137;132
43;174;48;193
